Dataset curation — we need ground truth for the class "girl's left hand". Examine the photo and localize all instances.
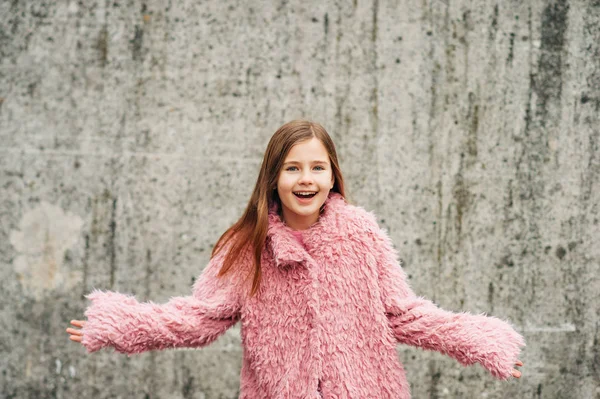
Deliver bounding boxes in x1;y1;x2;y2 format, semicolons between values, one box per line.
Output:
511;360;524;378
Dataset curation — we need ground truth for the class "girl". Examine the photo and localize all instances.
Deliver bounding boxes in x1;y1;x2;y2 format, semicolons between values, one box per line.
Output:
67;120;524;398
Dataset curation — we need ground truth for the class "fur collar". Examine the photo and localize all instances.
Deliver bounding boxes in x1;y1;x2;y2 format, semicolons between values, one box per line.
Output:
266;192;347;268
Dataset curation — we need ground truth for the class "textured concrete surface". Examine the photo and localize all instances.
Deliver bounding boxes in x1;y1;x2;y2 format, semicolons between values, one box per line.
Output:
1;0;599;398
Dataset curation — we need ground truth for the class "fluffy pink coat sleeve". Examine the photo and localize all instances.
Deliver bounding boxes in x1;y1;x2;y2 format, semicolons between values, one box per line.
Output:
363;214;525;380
81;248;244;355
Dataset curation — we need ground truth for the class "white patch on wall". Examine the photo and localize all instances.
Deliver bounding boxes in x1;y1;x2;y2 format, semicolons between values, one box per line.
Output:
10;202;84;298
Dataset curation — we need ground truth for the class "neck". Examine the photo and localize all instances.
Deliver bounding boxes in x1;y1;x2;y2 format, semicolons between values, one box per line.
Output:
281;208;320;230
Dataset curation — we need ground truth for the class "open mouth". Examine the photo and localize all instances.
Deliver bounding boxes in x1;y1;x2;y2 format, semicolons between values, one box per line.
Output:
293;191;318;199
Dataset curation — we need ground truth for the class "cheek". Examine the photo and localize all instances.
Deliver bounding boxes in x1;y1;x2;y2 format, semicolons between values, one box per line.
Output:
319;173;333;186
277;175;294;191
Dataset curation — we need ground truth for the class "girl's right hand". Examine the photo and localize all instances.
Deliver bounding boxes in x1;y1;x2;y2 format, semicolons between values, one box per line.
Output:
66;320;86;343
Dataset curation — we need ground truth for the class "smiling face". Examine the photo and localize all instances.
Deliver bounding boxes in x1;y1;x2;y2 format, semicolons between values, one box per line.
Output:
276;137;335;230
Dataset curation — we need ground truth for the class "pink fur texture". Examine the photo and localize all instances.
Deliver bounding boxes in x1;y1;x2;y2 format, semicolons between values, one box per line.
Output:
82;192;525;398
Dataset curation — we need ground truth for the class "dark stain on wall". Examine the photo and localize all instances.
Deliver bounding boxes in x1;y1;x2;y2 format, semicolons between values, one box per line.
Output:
97;26;109;67
371;0;380;142
108;196;118;288
435;180;443;271
581;130;599;209
453;169;469;237
181;365;195;399
555;245;566;260
507;32;515;65
489;3;499;41
466;91;479;158
81;233;90;299
488;282;494;311
0;23;11;61
428;360;442;399
512;2;564;255
592;322;599;381
497;253;514;268
575;2;597;230
27;81;37;97
144;249;152;298
131;25;144;61
90;187;120;292
507;179;514;208
533;0;570;124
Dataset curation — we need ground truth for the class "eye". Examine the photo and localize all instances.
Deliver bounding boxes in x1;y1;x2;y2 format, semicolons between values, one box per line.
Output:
284;165;326;171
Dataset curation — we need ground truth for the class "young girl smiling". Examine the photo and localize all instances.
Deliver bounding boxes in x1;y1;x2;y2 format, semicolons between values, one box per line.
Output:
67;120;524;398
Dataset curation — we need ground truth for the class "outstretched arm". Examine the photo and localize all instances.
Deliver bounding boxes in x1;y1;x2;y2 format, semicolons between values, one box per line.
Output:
78;289;239;355
361;213;525;380
70;246;249;355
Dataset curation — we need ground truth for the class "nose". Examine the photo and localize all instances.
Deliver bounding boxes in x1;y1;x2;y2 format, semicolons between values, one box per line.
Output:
298;169;314;185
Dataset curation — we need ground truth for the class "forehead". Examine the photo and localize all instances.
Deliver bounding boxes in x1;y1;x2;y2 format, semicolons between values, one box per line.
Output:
284;137;329;161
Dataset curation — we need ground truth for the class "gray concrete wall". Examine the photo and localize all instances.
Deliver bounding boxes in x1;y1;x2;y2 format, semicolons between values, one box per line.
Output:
1;0;598;398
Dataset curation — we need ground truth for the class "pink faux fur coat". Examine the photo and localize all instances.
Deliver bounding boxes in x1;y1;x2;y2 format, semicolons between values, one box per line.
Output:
82;192;525;398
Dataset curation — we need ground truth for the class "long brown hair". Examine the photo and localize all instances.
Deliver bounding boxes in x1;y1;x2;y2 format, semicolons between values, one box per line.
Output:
212;119;346;297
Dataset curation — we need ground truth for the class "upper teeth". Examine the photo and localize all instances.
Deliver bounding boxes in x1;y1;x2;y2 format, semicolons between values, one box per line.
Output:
296;192;316;195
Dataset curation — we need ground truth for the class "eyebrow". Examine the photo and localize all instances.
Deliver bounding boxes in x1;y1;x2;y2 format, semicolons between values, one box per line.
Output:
283;160;329;166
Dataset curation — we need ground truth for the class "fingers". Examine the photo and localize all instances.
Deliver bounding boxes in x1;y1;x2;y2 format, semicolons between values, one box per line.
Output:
66;328;83;336
66;327;83;344
511;359;524;378
69;335;83;343
70;320;86;327
67;320;86;344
